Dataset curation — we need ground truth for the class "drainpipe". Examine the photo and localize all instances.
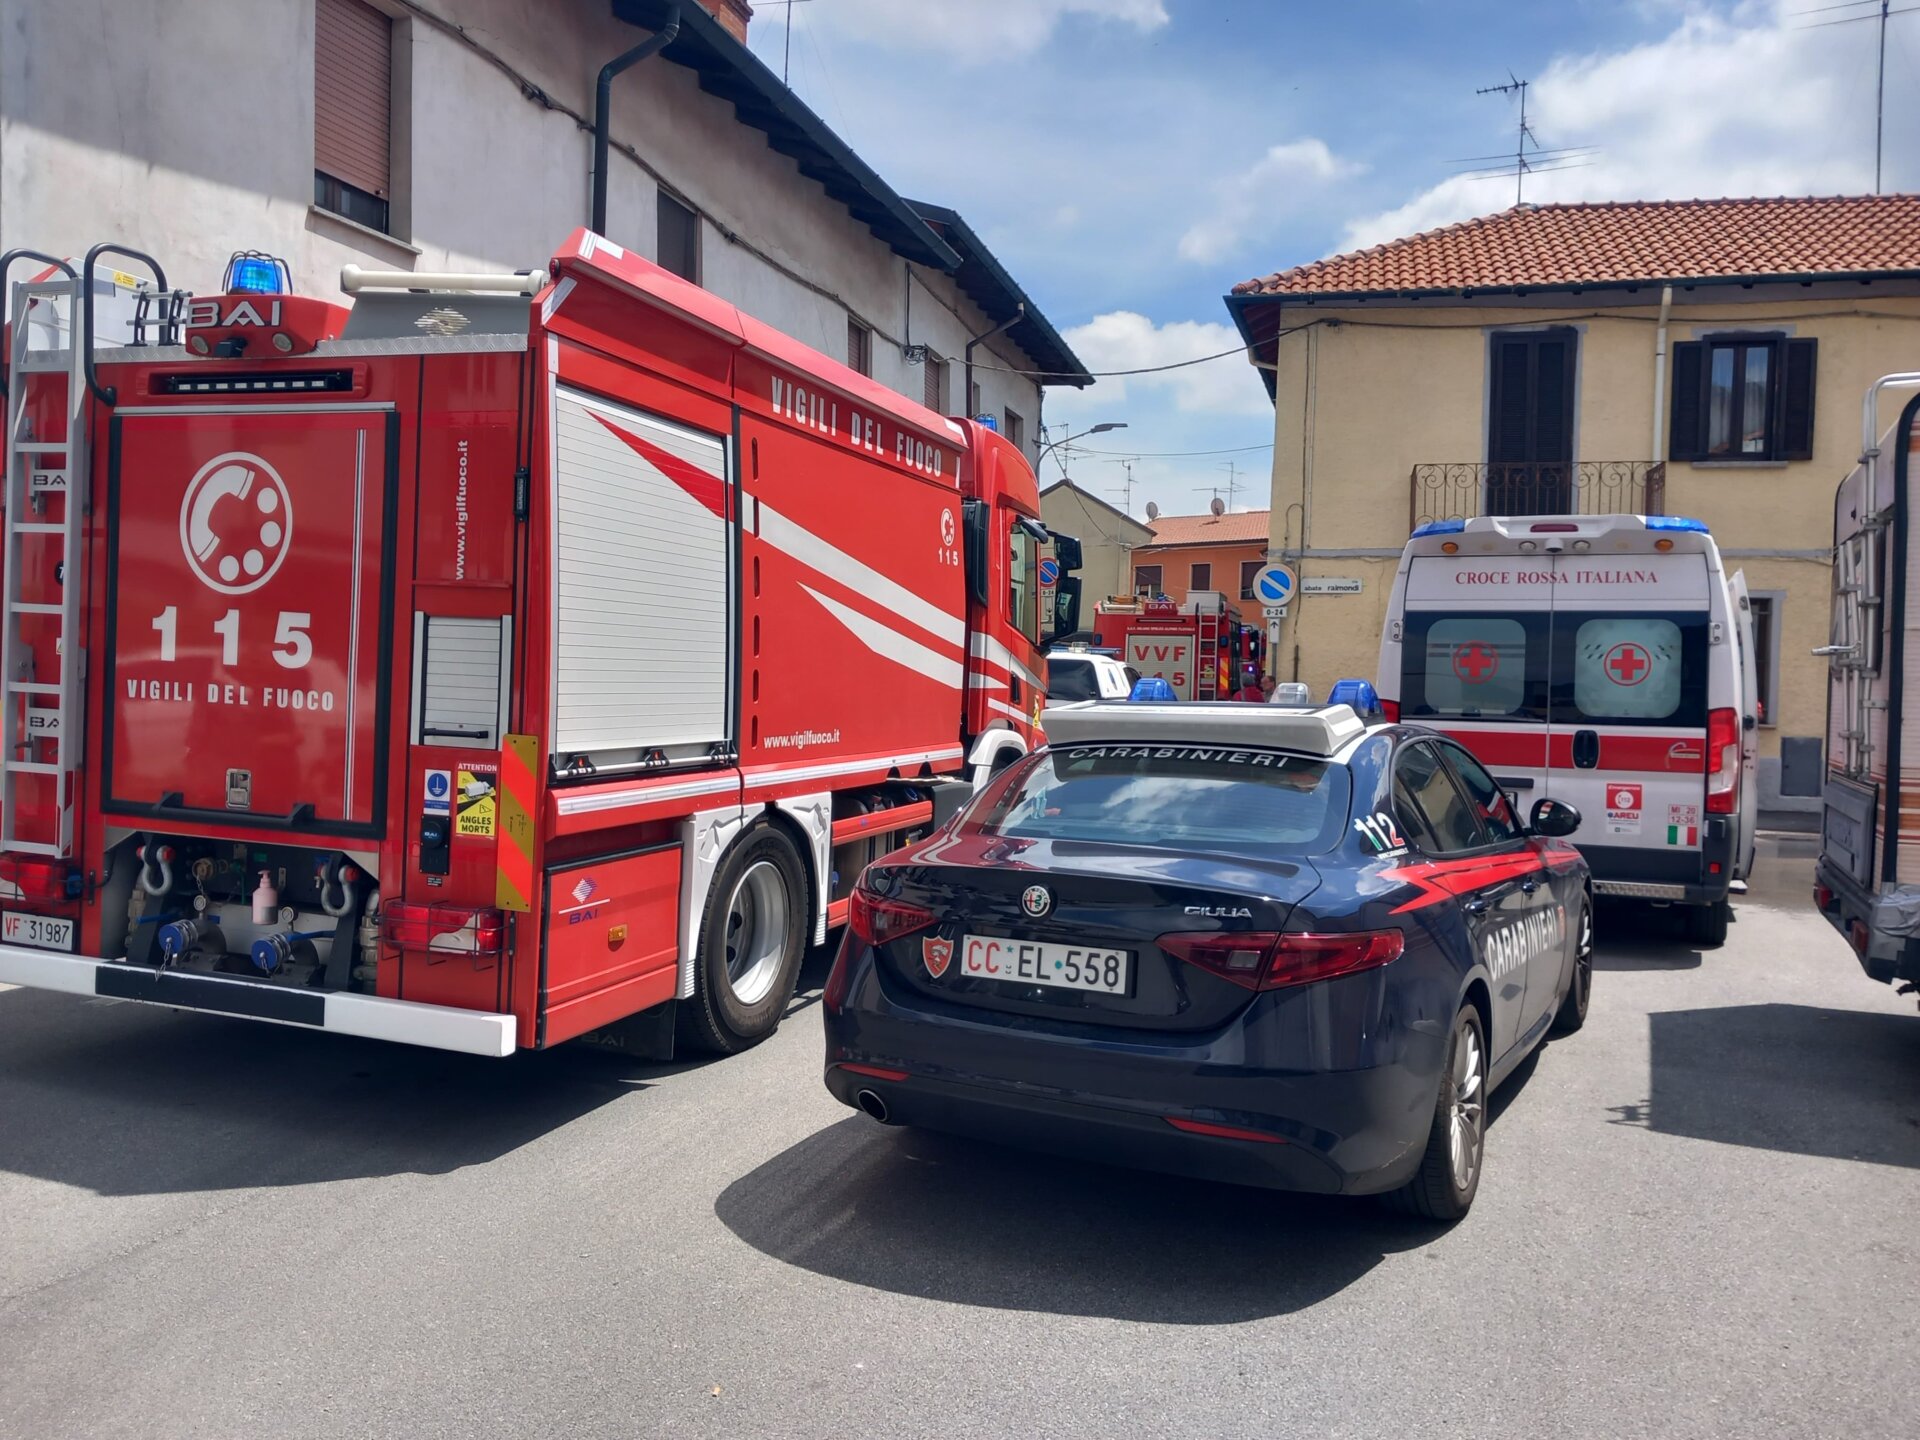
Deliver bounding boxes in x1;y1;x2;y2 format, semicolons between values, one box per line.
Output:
1650;283;1674;464
964;303;1023;421
592;3;682;237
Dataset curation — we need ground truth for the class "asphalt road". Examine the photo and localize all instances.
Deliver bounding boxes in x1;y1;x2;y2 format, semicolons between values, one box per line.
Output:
2;835;1917;1439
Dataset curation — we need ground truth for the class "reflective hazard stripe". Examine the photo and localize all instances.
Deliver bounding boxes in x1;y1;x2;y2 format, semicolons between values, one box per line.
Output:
496;733;539;912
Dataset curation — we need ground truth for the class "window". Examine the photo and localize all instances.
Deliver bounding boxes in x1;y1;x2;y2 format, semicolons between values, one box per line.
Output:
1750;593;1780;726
1009;521;1040;643
1240;559;1262;600
1190;563;1212;592
966;745;1352;860
1439;743;1522;844
1046;657;1097;702
1133;564;1163;598
1406;614;1538;720
1392;743;1485;855
846;318;871;376
657;191;700;282
1670;335;1817;463
1004;409;1024;449
1565;613;1705;726
923;353;947;413
314;0;394;234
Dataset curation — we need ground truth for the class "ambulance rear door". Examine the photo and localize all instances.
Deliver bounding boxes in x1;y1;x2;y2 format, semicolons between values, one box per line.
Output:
1546;551;1712;890
1726;570;1760;879
1395;553;1554;804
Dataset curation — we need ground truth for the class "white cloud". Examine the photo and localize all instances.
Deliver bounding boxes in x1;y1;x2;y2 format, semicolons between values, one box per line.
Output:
1339;1;1897;253
785;0;1168;64
1177;139;1361;264
1054;311;1270;420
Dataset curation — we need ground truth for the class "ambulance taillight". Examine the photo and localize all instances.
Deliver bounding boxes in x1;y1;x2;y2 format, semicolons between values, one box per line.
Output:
1705;707;1740;813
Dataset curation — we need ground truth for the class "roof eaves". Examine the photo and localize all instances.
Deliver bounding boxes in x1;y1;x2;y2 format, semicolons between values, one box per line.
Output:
608;1;961;271
907;200;1094;387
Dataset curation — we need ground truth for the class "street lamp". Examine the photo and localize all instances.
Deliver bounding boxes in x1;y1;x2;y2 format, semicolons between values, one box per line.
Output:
1036;421;1126;476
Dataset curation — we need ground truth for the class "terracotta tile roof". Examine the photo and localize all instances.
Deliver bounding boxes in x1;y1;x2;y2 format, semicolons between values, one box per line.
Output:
1138;510;1270;547
1231;195;1920;298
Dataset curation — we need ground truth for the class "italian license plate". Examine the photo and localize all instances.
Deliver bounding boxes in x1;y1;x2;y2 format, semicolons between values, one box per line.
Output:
2;910;75;952
959;935;1131;995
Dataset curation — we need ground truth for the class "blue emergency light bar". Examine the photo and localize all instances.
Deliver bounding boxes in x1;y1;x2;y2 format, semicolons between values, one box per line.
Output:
1643;515;1709;533
1410;519;1466;538
223;251;291;295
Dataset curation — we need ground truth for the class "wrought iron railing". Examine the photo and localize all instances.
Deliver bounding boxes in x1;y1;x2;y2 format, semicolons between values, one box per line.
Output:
1408;461;1666;531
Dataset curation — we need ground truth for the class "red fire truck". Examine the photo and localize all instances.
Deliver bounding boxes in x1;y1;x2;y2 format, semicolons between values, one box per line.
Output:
0;232;1063;1058
1089;592;1266;700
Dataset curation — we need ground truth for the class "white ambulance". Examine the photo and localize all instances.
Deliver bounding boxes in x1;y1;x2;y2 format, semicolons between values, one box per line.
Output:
1376;514;1757;946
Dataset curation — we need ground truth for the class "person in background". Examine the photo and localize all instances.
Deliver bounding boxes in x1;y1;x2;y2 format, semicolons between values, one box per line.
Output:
1233;665;1265;703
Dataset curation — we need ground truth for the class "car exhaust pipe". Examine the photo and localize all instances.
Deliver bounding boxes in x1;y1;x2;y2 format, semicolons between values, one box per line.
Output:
855;1089;892;1124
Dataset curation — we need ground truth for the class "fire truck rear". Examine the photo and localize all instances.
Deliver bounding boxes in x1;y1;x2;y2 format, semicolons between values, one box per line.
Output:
0;234;1062;1057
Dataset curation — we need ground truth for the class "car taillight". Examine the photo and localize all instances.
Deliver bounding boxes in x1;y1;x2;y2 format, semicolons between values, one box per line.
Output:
1814;884;1834;911
1159;928;1404;991
0;854;78;904
381;902;505;956
1381;699;1400;723
1706;706;1739;814
848;886;936;947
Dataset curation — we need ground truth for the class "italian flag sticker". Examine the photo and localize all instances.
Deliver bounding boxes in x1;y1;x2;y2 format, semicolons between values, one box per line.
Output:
1666;824;1699;845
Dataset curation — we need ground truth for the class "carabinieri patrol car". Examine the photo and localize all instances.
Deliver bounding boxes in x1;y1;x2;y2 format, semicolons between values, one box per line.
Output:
822;699;1594;1220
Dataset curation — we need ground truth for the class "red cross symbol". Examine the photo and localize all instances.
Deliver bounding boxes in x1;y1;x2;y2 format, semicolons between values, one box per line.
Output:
1452;641;1500;683
1604;642;1651;686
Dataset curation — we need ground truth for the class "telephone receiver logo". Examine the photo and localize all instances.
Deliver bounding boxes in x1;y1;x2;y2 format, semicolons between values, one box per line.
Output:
178;453;293;595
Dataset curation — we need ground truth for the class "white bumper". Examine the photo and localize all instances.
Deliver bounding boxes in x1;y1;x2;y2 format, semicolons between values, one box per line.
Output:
0;945;516;1057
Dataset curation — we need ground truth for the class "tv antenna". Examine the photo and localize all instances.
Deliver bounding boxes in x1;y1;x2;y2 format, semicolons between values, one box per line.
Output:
1194;460;1245;510
762;0;816;87
1462;72;1598;204
1105;457;1139;515
1795;1;1918;194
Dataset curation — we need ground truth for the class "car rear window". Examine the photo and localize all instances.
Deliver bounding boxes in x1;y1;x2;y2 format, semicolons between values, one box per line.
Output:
962;743;1352;858
1563;613;1705;725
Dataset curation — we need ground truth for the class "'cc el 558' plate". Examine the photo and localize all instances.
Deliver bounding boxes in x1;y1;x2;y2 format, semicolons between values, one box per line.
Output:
959;935;1130;995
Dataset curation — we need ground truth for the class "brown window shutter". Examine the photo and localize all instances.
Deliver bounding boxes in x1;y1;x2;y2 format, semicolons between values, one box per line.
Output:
315;0;393;199
1668;340;1704;461
923;356;944;412
1782;338;1817;461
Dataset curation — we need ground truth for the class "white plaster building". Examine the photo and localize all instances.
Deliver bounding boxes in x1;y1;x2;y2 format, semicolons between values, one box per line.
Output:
0;0;1089;454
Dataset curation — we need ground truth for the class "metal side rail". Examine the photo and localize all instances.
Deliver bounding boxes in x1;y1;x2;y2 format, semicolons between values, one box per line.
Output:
0;945;516;1056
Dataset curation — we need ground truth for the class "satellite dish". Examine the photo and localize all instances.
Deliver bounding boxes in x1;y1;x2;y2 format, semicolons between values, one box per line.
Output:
1209;497;1226;517
1145;501;1160;521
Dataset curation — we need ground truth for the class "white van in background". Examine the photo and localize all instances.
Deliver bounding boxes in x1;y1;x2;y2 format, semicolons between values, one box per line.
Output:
1376;514;1757;946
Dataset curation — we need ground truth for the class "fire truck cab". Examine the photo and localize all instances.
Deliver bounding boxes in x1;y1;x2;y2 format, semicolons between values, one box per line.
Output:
0;234;1064;1058
1089;591;1267;701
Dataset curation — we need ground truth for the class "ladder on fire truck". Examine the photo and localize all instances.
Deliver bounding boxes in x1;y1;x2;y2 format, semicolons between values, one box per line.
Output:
0;246;168;857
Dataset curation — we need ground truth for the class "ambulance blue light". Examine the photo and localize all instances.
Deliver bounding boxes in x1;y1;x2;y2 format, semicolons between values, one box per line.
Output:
1644;515;1709;533
1410;519;1465;538
222;251;290;295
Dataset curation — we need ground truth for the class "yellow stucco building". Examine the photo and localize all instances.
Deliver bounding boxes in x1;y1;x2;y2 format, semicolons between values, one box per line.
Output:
1227;195;1920;814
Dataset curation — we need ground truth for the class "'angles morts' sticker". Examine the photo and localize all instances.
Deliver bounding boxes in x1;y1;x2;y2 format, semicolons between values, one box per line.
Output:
1354;811;1409;856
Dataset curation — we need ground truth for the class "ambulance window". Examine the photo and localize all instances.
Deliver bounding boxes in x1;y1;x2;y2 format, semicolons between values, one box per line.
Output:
1414;616;1530;718
1393;743;1485;855
1570;616;1689;722
1439;743;1522;844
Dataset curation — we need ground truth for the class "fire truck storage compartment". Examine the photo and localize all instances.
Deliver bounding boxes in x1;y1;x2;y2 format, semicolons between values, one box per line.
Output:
539;844;682;1046
550;384;732;771
103;405;396;833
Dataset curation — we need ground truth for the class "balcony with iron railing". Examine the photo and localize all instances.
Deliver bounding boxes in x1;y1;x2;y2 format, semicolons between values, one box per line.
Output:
1408;461;1666;531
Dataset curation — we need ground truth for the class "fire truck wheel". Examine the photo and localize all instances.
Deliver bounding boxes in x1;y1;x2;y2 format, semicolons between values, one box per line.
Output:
678;823;809;1054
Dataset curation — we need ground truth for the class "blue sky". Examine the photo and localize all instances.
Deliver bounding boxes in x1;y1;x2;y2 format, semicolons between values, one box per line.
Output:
747;0;1920;521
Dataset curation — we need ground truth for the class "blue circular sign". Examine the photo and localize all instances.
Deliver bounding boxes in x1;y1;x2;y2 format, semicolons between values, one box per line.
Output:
1254;564;1296;604
1039;557;1060;586
427;773;450;798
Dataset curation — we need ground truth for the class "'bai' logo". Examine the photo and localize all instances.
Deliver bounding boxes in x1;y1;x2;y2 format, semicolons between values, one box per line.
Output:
179;452;294;595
